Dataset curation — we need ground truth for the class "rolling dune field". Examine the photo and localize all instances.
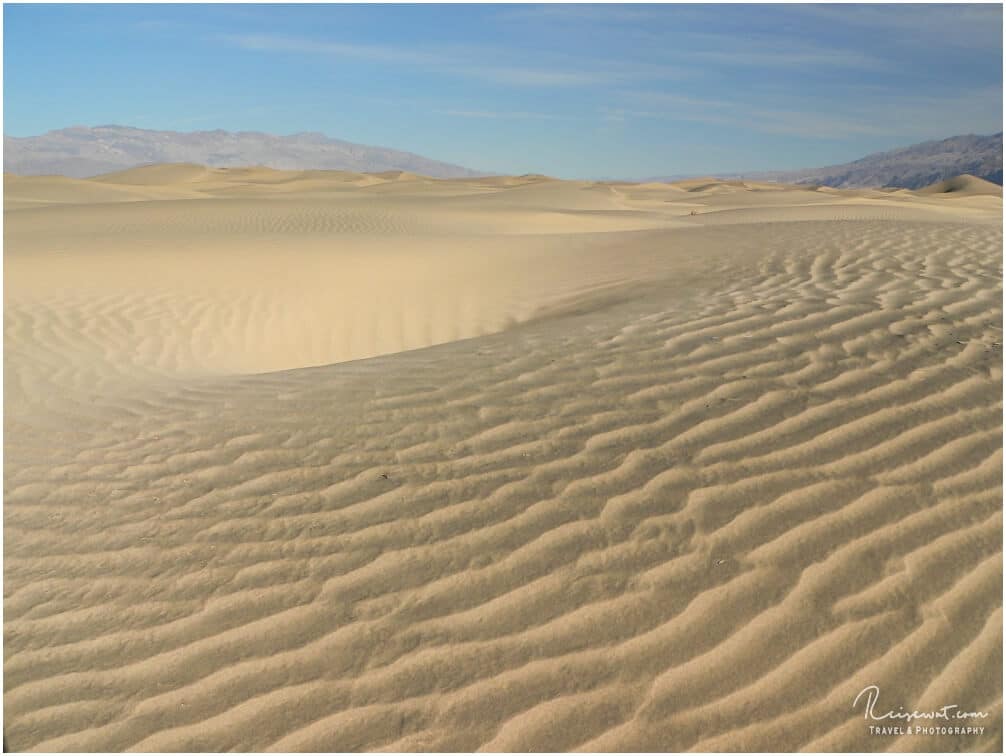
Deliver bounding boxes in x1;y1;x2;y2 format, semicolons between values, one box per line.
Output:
4;166;1003;751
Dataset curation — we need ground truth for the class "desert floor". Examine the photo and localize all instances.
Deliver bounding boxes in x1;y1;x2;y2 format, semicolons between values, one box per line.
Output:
4;166;1003;751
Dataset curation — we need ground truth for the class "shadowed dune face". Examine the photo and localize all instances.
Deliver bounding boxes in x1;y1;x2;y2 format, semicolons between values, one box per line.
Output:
4;167;1003;752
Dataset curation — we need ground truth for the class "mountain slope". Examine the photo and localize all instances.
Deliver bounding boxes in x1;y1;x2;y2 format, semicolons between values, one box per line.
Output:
740;133;1003;189
3;125;482;179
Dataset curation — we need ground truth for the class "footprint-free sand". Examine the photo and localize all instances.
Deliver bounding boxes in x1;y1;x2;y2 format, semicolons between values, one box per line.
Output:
4;166;1002;751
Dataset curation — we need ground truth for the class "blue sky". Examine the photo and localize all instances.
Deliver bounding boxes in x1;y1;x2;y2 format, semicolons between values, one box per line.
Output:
4;3;1003;178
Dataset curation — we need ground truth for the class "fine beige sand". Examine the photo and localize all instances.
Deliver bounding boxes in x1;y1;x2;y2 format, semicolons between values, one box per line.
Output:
4;165;1002;751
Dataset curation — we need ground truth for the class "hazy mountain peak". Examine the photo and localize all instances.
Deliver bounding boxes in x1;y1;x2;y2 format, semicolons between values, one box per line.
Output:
738;132;1003;189
4;125;482;179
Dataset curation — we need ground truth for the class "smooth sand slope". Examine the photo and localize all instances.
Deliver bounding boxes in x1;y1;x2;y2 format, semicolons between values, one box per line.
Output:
4;166;1003;751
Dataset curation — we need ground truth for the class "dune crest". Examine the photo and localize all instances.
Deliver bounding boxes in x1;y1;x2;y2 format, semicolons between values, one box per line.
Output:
918;173;1003;196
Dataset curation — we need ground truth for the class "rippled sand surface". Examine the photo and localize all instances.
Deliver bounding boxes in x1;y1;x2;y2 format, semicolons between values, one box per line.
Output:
5;166;1002;751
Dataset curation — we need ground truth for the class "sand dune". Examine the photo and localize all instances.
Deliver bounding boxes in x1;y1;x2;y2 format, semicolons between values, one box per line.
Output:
4;167;1002;751
918;174;1004;197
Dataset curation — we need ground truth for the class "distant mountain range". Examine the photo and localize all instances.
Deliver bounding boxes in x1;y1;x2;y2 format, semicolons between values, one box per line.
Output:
3;125;482;179
735;133;1003;189
5;126;1003;190
640;133;1003;190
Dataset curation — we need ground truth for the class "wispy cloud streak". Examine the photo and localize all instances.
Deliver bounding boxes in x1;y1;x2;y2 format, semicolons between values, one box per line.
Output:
434;109;565;120
622;86;1003;140
223;33;685;88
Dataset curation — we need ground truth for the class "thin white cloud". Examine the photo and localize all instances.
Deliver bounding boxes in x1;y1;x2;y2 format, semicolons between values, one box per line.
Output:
621;86;1003;140
690;47;885;71
222;33;685;88
648;28;890;71
131;19;185;33
494;5;665;24
435;109;564;121
226;34;442;66
789;4;1002;51
475;67;606;87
